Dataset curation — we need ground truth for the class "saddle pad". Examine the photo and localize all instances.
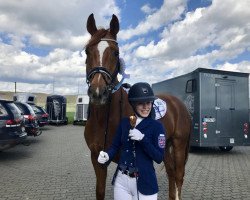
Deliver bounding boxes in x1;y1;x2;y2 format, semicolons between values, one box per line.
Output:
153;98;167;120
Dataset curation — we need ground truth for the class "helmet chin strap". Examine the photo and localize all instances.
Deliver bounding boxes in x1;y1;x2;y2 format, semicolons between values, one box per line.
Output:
135;112;145;119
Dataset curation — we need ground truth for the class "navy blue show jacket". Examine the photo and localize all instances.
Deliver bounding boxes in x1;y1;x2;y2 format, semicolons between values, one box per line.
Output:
106;117;166;195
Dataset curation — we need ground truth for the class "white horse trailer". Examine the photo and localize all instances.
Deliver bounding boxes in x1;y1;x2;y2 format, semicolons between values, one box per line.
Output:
73;95;89;125
13;93;36;104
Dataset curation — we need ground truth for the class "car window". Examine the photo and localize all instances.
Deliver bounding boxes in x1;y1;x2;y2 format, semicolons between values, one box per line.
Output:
0;103;8;117
6;103;22;118
26;104;35;115
15;103;27;114
37;106;46;114
31;105;41;114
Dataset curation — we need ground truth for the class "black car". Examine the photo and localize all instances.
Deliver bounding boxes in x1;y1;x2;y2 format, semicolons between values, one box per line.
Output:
0;100;27;150
14;102;41;137
30;105;49;127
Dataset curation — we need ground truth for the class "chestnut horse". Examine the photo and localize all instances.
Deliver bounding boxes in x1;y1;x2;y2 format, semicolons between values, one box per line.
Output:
84;13;191;200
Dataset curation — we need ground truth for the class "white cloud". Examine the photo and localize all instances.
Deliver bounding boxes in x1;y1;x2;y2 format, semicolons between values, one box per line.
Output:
0;0;120;94
119;0;186;40
126;0;250;86
141;4;157;14
218;61;250;73
0;0;120;50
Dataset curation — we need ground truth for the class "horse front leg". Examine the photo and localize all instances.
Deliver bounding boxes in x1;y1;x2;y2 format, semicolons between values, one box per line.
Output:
164;145;177;200
91;151;107;200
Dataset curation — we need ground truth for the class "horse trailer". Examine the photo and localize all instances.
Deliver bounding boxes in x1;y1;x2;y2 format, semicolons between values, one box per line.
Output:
13;93;36;104
152;68;250;151
46;95;67;125
73;95;89;125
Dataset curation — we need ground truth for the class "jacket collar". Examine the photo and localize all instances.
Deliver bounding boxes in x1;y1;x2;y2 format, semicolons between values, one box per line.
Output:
136;117;153;130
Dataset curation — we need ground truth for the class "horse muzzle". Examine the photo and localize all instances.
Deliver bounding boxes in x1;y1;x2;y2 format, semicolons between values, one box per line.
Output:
88;85;110;105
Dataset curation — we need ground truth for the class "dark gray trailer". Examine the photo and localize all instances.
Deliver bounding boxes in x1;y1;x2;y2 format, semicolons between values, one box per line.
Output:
152;68;250;151
46;95;68;125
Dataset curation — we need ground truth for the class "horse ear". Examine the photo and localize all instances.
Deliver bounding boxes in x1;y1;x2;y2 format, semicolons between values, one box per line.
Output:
110;14;119;38
87;13;98;36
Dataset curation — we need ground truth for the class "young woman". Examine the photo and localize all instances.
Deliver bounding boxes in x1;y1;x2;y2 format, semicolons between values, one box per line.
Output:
98;82;166;200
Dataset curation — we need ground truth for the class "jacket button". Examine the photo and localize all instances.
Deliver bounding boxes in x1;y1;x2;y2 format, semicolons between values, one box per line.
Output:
126;150;129;152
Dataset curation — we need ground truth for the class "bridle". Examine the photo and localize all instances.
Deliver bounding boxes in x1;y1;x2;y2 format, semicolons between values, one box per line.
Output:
85;38;120;92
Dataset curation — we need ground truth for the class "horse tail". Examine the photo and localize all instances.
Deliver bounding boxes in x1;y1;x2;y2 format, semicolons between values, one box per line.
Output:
184;122;192;164
165;137;174;161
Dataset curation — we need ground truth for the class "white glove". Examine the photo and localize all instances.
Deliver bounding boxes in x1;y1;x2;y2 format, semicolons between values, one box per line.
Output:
129;128;144;141
97;151;109;164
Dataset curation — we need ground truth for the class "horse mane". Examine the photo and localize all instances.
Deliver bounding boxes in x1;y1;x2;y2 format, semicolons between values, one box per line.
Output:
86;29;110;48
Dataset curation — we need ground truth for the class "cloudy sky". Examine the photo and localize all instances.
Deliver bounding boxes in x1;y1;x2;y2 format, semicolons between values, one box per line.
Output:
0;0;249;95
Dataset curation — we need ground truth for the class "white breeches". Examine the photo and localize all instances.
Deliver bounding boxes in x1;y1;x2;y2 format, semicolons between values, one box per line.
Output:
114;171;158;200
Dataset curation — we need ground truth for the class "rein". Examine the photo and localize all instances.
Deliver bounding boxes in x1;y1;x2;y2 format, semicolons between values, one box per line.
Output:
103;87;123;151
103;95;111;150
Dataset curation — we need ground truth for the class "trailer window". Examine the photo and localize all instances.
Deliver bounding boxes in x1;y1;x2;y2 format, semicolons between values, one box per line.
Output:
186;79;196;93
28;96;34;102
78;98;82;103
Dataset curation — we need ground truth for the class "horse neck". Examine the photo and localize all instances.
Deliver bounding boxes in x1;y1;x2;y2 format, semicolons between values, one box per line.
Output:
89;103;109;124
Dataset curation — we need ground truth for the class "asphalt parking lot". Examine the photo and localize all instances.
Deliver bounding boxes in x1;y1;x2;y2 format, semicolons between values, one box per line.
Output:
0;125;249;200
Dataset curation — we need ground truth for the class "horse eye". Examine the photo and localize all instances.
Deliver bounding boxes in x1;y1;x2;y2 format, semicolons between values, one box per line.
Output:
85;48;89;55
114;51;119;57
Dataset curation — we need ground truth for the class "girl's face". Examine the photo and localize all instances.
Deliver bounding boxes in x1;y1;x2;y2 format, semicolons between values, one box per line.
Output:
135;102;152;118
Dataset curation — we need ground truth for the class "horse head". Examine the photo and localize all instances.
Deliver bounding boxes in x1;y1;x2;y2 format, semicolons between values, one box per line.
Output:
85;13;120;105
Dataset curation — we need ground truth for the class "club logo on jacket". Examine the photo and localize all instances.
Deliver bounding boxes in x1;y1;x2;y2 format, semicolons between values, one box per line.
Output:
158;134;165;148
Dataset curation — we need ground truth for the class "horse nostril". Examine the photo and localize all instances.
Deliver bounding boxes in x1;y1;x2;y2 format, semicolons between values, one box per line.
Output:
88;85;110;104
103;88;109;97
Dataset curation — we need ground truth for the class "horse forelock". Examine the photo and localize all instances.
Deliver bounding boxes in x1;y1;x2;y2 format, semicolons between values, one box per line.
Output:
86;29;116;48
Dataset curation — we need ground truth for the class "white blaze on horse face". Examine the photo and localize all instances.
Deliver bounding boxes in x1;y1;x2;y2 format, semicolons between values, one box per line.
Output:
95;40;109;95
97;40;109;66
95;74;101;95
95;86;99;96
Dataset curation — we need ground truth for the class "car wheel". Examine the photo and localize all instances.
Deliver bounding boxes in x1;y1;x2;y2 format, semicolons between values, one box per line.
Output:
219;146;233;152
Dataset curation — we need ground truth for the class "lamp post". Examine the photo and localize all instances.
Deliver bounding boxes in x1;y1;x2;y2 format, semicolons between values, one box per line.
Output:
14;82;16;93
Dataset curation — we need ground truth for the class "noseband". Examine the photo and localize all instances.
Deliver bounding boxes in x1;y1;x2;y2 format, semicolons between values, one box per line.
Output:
86;38;119;92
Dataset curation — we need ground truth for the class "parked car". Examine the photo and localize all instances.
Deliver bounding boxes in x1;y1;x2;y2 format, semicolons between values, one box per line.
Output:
30;104;49;127
14;102;41;137
0;100;27;150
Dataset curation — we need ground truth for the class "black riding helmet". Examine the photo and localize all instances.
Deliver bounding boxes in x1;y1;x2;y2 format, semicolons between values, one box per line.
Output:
128;82;156;102
128;82;156;119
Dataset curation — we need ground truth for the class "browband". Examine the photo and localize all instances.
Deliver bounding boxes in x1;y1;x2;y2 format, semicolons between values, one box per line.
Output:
100;38;118;44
